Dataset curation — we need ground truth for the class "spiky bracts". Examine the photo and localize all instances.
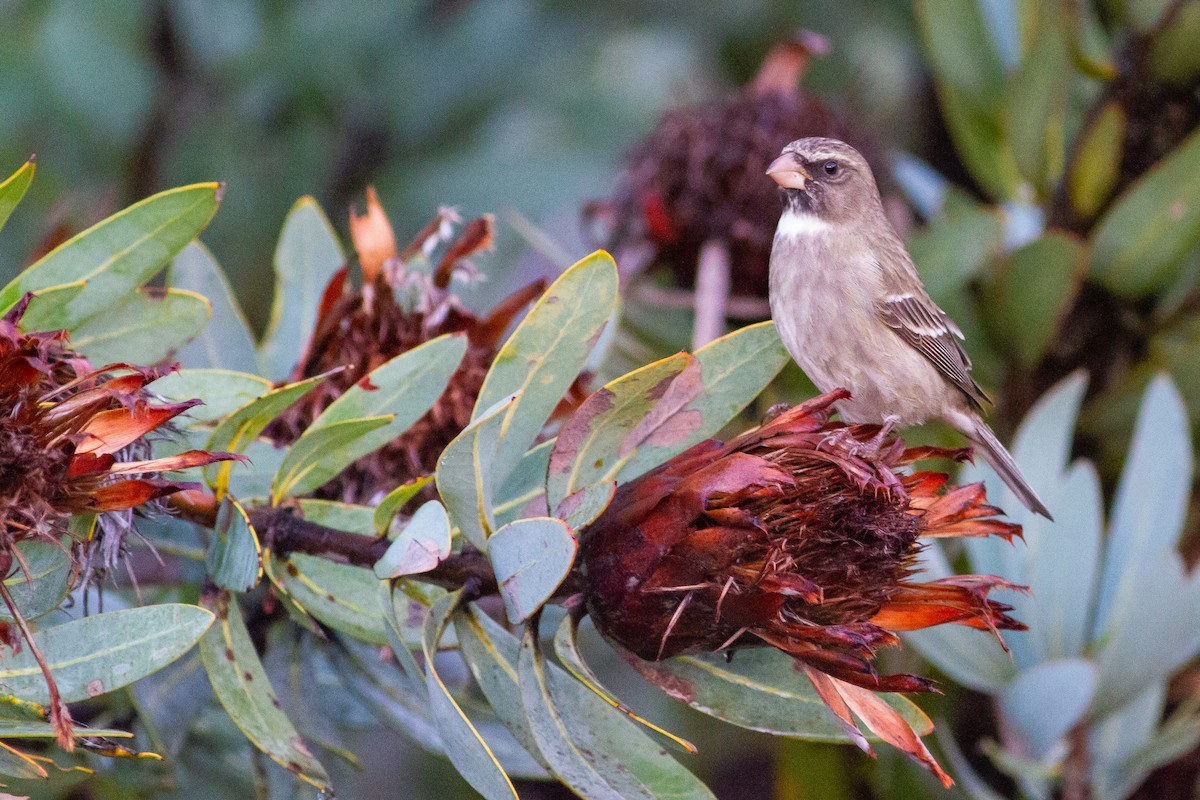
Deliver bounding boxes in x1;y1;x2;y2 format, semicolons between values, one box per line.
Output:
580;389;1025;785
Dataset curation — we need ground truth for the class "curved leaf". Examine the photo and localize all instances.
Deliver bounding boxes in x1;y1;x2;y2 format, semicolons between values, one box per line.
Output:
151;369;274;426
199;590;330;790
1091;127;1200;297
271;414;394;502
488;518;577;624
628;648;932;743
207;496;262;592
472;250;618;487
374;475;435;534
437;392;519;550
518;623;715;800
68;287;211;365
0;183;221;324
375;500;452;579
1000;659;1097;760
167;241;258;372
0;158;34;234
0;604;214;704
259;197;346;381
422;592;518;800
0;537;71;623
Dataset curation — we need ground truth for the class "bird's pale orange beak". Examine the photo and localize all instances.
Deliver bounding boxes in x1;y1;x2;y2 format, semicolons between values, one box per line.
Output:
767;153;812;190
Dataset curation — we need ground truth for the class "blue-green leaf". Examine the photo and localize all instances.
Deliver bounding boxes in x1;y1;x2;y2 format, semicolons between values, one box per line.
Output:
68;287;211;365
488;518;577;624
0;604;214;704
422;592;518;800
472;251;618;487
437;393;519;550
151;369;274;426
167;241;258;372
271;415;394;502
199;591;330;790
375;500;452;579
0;537;71;622
0;183;221;325
1000;660;1098;759
259;197;345;381
206;496;261;592
374;475;435;535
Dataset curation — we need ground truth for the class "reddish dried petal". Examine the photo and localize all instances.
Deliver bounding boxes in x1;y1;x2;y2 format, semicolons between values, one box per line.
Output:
836;678;953;787
103;450;247;475
75;400;200;455
85;479;190;511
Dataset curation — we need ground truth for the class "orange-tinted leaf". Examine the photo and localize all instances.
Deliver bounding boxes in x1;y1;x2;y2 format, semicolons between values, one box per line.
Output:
75;401;200;455
835;678;953;788
104;450;246;475
87;480;187;511
349;187;396;284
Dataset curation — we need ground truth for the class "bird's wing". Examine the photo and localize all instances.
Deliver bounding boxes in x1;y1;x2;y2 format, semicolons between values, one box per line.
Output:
874;250;991;410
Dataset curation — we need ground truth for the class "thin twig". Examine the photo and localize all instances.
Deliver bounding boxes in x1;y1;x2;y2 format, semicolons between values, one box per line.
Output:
0;580;74;752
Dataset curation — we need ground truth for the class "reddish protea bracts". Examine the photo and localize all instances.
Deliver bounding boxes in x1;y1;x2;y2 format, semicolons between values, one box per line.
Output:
0;295;239;550
265;190;566;503
579;389;1025;785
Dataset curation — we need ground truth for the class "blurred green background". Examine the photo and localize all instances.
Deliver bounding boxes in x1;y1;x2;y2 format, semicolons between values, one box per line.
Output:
0;0;924;328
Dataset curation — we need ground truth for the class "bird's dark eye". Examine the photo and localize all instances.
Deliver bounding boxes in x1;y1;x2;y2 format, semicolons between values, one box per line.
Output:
823;160;839;176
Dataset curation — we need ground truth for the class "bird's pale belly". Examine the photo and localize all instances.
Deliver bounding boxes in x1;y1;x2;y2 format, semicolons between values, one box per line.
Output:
769;260;948;426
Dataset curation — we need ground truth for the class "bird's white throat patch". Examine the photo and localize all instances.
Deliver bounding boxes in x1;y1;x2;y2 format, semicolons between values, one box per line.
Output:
775;211;833;239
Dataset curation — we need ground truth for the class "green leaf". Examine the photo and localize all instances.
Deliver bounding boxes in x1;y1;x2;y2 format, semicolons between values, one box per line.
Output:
1091;127;1200;297
297;497;376;537
557;480;615;530
629;648;932;743
0;537;71;623
547;353;699;511
274;552;389;645
1068;102;1126;220
422;592;519;800
675;320;790;451
488;518;577;624
271;415;394;502
285;333;466;497
982;233;1085;368
1149;0;1200;86
0;604;213;704
517;623;716;800
472;251;618;487
259;197;345;381
205;371;332;492
0;158;35;234
374;475;435;534
0;183;221;325
0;719;132;740
17;282;86;330
167;241;258;373
908;204;1005;302
1005;11;1070;188
1000;659;1097;760
206;496;262;592
437;393;519;550
199;590;330;790
915;0;1019;197
151;369;274;426
375;500;452;579
0;740;48;779
68;287;211;365
495;438;555;524
454;605;549;766
553;614;696;753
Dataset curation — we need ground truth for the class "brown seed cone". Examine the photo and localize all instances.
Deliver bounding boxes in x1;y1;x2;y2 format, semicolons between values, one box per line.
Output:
603;32;884;299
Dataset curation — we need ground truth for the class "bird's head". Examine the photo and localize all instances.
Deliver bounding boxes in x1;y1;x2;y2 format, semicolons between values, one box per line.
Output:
767;137;881;226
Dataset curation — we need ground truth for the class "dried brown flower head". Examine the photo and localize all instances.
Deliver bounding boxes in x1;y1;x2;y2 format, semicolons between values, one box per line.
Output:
0;295;239;554
580;389;1025;785
266;189;581;504
603;32;882;299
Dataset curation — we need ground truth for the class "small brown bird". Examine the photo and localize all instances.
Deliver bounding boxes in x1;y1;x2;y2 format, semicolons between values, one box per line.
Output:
766;137;1051;519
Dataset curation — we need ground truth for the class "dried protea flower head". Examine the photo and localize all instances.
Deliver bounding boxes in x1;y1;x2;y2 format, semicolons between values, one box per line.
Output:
603;31;881;299
266;189;560;503
580;389;1026;785
0;295;240;554
0;296;240;747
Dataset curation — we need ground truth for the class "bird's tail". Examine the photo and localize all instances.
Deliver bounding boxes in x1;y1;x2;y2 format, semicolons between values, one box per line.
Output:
959;414;1053;520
